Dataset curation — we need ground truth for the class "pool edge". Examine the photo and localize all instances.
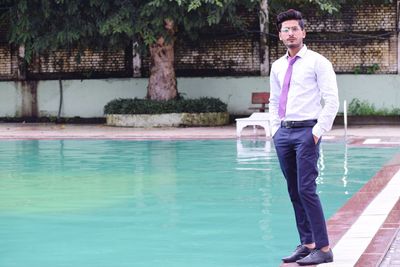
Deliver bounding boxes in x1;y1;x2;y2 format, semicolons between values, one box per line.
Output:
280;153;400;267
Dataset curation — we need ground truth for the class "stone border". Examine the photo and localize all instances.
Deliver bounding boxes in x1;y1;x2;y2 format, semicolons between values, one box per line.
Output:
106;112;229;127
281;154;400;267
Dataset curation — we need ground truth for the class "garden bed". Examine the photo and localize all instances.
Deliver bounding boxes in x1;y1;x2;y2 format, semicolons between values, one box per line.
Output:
106;112;230;127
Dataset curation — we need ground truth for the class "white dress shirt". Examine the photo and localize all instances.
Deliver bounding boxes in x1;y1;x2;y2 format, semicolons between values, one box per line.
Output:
269;45;339;138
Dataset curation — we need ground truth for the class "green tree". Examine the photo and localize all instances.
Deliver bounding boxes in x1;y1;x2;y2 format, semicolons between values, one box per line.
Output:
134;0;260;100
0;0;260;100
1;0;389;100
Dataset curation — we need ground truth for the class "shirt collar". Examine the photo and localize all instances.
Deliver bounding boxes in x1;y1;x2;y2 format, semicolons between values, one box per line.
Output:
285;44;307;60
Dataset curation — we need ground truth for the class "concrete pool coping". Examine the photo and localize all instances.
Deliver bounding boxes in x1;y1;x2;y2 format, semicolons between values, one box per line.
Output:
0;123;399;141
0;122;399;266
281;153;400;267
324;154;400;267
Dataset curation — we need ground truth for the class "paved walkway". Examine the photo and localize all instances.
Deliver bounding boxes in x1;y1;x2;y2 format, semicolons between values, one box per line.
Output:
0;123;399;140
380;231;400;267
0;122;399;266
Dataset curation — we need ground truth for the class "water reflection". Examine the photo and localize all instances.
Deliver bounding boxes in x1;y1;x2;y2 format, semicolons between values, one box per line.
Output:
236;139;275;248
0;140;181;213
342;143;349;194
236;140;272;171
0;139;396;267
236;139;271;159
317;142;350;195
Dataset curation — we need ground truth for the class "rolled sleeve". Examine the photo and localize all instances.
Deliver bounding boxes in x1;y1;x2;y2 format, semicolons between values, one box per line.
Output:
313;57;339;137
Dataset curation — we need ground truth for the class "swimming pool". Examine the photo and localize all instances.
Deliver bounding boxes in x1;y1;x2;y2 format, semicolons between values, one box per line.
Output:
0;140;397;267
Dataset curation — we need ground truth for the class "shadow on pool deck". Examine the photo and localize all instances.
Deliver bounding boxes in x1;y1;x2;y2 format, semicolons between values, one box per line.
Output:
0;122;399;267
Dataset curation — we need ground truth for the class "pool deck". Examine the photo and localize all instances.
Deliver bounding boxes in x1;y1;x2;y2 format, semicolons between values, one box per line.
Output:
0;123;399;267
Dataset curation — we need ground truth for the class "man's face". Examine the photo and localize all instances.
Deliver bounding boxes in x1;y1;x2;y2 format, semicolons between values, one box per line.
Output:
279;20;306;49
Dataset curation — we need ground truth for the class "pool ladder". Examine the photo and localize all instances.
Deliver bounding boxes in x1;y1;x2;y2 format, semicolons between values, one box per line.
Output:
343;100;348;140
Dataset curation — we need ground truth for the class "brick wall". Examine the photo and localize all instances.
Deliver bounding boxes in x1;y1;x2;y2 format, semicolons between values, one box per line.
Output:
141;11;261;77
0;44;12;78
270;3;397;74
141;35;261;77
269;33;398;74
0;2;398;80
27;49;132;79
176;36;261;76
305;5;396;32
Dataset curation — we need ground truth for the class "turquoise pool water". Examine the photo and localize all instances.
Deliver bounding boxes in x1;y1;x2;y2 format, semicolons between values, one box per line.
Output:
0;140;398;267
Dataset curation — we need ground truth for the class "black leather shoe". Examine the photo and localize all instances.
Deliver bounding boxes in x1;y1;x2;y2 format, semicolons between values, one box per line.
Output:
296;248;333;266
282;245;312;263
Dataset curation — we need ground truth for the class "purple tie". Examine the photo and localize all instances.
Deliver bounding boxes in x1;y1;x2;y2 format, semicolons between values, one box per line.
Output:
278;56;298;119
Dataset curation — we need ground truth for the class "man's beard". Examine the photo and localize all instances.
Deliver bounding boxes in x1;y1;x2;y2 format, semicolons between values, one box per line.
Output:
286;42;302;49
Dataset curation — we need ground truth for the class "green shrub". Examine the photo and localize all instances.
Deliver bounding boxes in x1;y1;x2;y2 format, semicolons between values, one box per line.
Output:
354;63;379;74
104;97;228;114
348;98;400;116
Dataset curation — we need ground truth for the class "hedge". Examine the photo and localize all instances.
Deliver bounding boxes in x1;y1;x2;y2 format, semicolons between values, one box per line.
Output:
104;97;228;114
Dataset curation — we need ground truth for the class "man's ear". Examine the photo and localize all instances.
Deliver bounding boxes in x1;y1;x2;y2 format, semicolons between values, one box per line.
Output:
279;32;282;41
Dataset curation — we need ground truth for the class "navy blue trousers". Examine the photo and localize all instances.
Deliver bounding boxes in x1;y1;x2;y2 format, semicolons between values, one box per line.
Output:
273;126;329;249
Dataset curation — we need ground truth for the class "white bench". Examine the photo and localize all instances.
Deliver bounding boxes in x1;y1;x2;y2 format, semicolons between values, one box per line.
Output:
235;112;271;138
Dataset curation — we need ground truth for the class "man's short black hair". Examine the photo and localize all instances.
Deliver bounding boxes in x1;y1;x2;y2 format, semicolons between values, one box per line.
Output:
276;9;305;31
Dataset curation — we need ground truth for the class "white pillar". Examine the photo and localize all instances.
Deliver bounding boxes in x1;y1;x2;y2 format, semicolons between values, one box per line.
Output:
397;0;400;74
132;41;141;77
259;0;269;76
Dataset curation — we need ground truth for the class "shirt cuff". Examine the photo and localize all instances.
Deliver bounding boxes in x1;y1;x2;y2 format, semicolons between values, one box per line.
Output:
312;124;324;139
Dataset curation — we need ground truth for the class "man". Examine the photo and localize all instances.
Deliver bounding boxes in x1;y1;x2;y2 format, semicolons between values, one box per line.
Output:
269;9;339;266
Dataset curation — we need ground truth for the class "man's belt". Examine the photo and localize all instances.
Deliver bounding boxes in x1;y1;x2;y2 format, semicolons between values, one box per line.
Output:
281;120;317;128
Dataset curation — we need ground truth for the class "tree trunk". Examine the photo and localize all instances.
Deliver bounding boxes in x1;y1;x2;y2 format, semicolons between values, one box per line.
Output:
147;19;177;101
259;0;269;76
